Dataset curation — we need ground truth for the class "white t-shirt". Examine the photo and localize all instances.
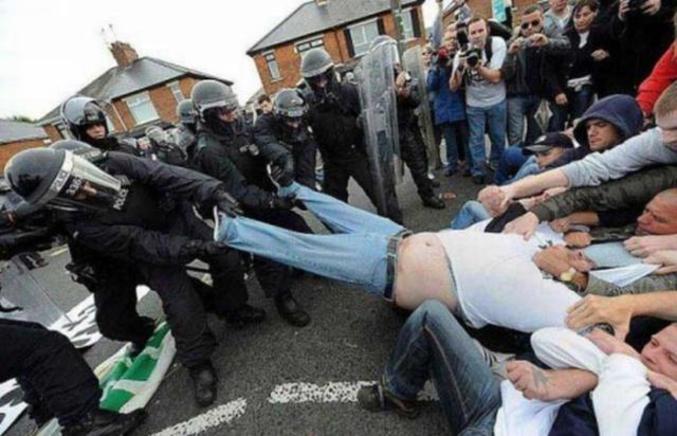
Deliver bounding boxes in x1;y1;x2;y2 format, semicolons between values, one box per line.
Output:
434;224;580;333
453;36;507;108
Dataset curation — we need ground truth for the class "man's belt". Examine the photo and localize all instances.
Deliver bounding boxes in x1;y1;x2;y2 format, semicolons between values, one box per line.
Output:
383;230;412;301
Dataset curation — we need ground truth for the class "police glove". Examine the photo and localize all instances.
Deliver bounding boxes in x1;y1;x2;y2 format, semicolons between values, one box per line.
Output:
270;157;295;188
214;190;243;217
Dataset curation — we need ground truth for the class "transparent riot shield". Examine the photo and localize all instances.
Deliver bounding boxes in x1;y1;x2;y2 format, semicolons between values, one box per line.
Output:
356;38;403;217
403;45;441;170
0;254;68;326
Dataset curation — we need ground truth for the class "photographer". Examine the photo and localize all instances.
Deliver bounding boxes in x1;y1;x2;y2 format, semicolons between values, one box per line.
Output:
427;26;469;177
502;5;571;149
450;16;507;185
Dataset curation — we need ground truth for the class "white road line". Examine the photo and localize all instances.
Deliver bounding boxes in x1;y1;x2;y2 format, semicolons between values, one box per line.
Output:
268;381;438;404
150;398;247;436
49;247;68;257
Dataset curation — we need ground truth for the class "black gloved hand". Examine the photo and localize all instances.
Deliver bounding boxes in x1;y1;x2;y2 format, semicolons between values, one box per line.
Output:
186;240;229;259
214;190;243;217
270;157;295;188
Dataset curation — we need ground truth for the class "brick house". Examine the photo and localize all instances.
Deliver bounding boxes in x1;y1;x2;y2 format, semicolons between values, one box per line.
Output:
0;120;50;171
38;41;233;142
247;0;427;96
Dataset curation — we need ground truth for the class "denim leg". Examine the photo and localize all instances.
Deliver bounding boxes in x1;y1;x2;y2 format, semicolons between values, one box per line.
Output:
506;96;526;148
524;95;543;145
486;100;507;167
511;156;541;182
548;101;567;132
441;123;459;172
493;145;528;185
383;301;501;435
279;182;404;236
450;201;491;230
466;106;487;177
571;85;594;121
215;212;391;295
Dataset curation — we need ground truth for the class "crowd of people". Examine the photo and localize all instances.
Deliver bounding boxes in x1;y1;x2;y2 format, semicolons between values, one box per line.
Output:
1;0;677;434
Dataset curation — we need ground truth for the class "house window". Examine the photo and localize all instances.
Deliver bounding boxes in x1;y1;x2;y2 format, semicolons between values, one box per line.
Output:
348;20;380;57
400;9;416;40
264;51;281;81
296;37;325;55
124;92;159;125
167;81;184;103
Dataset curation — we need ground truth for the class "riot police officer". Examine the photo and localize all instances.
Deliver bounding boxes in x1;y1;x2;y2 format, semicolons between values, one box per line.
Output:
174;98;198;157
144;125;188;166
371;36;445;210
299;48;403;224
60;96;141;155
0;318;146;435
190;79;312;327
254;88;317;189
5;145;258;407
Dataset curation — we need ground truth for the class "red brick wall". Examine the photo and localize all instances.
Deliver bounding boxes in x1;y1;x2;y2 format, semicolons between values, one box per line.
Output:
0;138;50;172
44;125;62;143
252;6;428;95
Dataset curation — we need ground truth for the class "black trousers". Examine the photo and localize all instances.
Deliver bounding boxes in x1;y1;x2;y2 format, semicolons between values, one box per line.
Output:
245;208;312;298
399;127;434;200
323;157;403;224
292;141;318;189
0;319;100;427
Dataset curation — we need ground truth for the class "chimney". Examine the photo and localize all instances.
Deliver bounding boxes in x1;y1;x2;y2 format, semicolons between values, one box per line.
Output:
109;41;139;68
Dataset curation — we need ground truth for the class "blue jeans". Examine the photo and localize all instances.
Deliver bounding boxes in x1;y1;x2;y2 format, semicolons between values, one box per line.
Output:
567;85;595;124
512;156;541;181
506;95;541;148
440;120;470;172
450;201;490;230
215;182;404;296
467;101;507;176
383;301;501;435
493;145;528;185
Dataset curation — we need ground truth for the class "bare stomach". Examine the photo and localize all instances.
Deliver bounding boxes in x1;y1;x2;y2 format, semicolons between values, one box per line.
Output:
392;233;458;311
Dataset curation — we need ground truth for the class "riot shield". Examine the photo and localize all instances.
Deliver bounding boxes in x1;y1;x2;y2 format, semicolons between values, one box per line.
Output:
403;45;441;170
0;254;68;326
356;38;403;217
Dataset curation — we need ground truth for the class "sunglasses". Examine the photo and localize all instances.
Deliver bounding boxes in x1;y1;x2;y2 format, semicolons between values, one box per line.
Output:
521;19;542;30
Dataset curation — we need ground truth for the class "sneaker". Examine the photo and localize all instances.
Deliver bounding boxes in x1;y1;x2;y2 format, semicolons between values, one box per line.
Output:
357;379;420;419
62;408;146;436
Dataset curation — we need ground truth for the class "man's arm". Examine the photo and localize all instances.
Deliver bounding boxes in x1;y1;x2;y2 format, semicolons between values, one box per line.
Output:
506;361;598;401
104;151;223;205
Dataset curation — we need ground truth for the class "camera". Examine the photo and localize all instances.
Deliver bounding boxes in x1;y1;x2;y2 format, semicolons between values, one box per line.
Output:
465;47;483;68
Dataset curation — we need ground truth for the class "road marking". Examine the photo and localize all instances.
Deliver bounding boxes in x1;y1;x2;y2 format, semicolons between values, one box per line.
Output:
150;398;247;436
268;381;438;404
49;247;68;257
269;381;375;404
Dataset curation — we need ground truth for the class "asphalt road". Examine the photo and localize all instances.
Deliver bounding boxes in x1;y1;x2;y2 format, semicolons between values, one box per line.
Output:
6;164;484;436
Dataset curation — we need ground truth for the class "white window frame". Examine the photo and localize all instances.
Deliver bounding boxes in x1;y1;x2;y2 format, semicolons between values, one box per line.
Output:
264;51;282;81
55;122;71;139
399;7;416;41
348;19;380;57
295;35;325;55
167;81;184;103
124;91;159;125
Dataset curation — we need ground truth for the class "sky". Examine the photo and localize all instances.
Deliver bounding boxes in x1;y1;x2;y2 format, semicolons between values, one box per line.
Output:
0;0;441;120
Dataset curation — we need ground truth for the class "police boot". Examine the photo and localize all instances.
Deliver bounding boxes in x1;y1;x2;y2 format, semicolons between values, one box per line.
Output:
275;290;311;327
189;362;218;407
421;196;445;209
62;408;147;436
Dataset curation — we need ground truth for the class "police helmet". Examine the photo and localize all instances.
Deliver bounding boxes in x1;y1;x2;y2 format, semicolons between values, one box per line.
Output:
60;96;108;140
5;148;122;212
273;89;308;121
176;99;196;126
49;139;104;163
300;48;336;92
191;80;239;122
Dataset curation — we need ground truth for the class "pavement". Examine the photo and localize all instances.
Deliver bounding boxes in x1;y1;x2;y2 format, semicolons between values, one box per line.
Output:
5;163;486;436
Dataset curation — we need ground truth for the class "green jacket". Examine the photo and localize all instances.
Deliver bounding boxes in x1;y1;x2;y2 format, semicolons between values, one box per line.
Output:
531;165;677;222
